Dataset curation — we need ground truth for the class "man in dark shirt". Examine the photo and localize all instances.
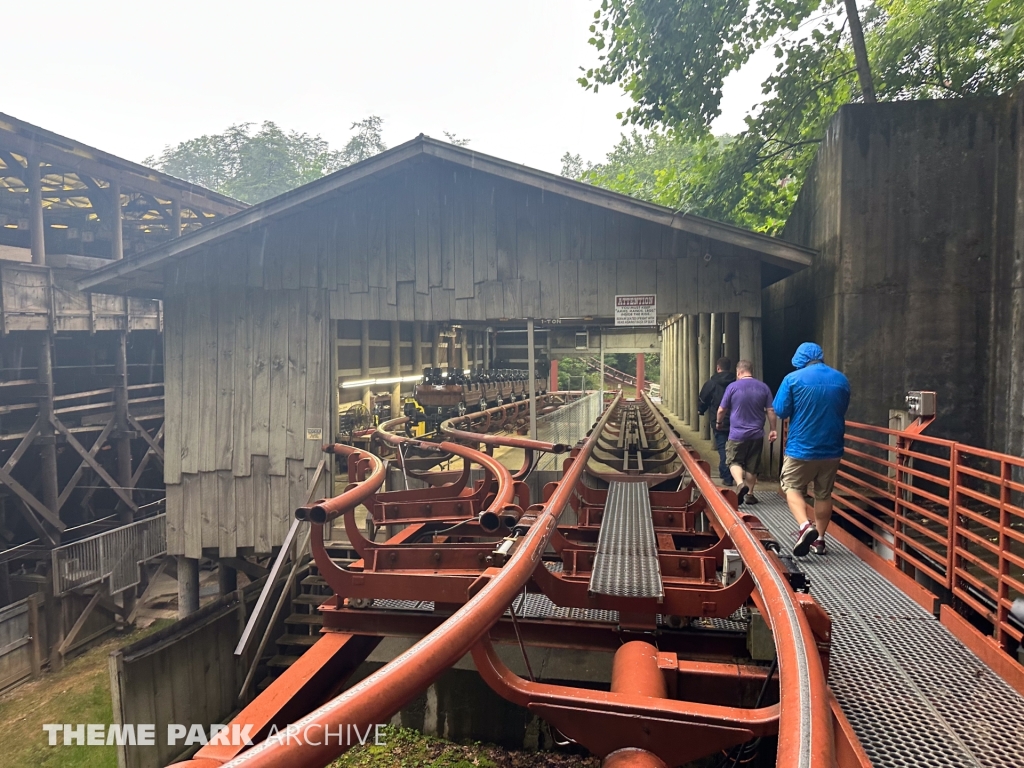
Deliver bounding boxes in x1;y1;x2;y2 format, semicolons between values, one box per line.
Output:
717;360;777;505
697;357;736;485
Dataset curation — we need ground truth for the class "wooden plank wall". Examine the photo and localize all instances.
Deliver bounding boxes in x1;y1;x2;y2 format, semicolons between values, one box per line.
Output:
162;157;763;556
163;285;329;558
172;159;761;327
0;264;162;332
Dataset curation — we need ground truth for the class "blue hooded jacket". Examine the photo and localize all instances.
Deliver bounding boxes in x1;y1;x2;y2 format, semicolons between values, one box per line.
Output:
772;343;850;460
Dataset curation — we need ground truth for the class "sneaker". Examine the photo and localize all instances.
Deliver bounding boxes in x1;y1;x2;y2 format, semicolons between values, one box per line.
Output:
810;539;826;556
744;493;760;505
721;476;735;487
793;522;819;557
736;485;749;505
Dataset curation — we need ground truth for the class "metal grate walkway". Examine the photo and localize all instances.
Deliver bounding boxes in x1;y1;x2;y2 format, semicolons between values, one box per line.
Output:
589;481;664;599
752;495;1024;768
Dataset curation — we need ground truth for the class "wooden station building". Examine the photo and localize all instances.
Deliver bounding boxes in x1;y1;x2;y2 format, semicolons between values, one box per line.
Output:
80;135;814;612
0;113;242;664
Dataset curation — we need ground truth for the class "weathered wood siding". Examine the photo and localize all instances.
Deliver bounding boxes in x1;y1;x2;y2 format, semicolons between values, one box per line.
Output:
163;285;329;557
163;157;763;556
0;264;161;333
168;159;762;325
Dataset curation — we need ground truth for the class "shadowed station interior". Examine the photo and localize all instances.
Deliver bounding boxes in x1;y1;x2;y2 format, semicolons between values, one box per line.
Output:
0;93;1022;768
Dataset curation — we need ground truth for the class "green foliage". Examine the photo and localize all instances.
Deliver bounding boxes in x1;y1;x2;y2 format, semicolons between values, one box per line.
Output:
332;724;597;767
147;117;387;204
578;0;1024;232
557;357;601;390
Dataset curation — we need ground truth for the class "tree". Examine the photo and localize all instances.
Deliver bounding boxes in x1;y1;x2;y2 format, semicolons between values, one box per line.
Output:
147;117;387;204
578;1;1024;232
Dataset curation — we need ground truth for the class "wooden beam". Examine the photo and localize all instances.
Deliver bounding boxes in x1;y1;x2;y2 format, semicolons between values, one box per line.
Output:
0;463;66;531
2;413;42;474
9;497;58;545
127;414;164;460
57;591;101;656
57;418;114;512
50;416;137;511
125;557;169;624
0;123;242;215
220;557;269;580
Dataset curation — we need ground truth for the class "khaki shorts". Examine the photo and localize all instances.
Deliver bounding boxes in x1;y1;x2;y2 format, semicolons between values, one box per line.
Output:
780;456;841;500
726;438;762;474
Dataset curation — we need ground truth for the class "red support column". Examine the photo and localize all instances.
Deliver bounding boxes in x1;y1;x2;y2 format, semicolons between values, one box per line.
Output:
550;358;558;393
636;354;645;397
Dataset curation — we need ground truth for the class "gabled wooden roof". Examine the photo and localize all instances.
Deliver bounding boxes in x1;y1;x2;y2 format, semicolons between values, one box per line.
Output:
79;135;814;296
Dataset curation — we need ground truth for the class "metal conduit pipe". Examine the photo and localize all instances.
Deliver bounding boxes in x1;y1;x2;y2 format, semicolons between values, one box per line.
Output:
195;393;622;768
610;641;667;699
641;393;834;768
294;444;386;524
374;416;518;531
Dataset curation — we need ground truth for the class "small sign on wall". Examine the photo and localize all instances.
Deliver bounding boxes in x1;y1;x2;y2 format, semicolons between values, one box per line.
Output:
614;294;657;327
305;428;324;441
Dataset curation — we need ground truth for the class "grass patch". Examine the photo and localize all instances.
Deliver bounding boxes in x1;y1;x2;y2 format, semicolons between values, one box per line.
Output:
332;724;599;768
0;620;173;768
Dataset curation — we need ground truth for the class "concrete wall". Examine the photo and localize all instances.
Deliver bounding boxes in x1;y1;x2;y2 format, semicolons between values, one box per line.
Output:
764;92;1024;452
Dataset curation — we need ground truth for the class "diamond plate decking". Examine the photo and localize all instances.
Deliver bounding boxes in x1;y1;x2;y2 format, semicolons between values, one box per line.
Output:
752;494;1024;768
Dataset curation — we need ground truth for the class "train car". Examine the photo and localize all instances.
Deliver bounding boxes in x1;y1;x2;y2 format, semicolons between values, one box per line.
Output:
407;367;547;433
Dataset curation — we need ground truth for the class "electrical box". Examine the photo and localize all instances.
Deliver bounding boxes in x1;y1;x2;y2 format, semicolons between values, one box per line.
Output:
722;549;743;586
905;390;936;418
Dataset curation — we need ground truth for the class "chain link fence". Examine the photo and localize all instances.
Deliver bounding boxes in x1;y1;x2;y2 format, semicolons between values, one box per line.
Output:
535;391;602;470
52;514;167;596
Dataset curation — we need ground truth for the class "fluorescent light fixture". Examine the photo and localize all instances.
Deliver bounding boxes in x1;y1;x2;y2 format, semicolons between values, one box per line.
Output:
341;374;423;389
463;369;471;375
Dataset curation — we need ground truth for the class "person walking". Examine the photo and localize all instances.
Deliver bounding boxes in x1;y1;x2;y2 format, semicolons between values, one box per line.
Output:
716;360;777;505
773;342;851;557
697;357;736;485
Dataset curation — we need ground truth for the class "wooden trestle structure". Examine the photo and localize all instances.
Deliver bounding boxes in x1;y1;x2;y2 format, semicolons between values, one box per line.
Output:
0;113;244;668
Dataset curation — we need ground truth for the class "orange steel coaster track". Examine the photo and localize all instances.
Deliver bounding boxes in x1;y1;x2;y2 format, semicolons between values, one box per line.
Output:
172;395;870;768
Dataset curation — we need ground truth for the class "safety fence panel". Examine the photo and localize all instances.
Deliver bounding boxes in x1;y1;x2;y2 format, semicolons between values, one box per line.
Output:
950;445;1024;654
830;421;1024;667
51;513;167;596
535;392;602;471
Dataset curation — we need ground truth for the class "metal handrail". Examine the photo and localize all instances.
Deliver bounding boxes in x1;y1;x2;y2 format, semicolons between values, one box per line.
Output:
644;392;834;768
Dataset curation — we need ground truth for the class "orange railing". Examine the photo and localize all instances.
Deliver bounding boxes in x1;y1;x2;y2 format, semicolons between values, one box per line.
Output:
827;420;1024;669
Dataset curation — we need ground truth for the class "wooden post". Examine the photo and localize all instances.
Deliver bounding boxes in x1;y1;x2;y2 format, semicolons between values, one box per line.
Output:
37;334;59;533
725;312;740;365
483;327;491;370
430;323;440;368
739;317;757;375
27;157;45;266
390;321;401;414
689;315;699;429
663;325;671;412
550;358;559;394
709;313;721;380
360;320;371;411
218;561;238;595
681;317;690;425
177;555;200;618
110;179;124;261
527;320;537;440
170;198;182;239
114;332;136;618
599;330;605;410
459;328;469;373
698;313;711;439
26;593;41;679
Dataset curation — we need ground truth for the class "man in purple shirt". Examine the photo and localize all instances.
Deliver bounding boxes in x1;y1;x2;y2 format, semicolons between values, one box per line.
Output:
716;360;777;504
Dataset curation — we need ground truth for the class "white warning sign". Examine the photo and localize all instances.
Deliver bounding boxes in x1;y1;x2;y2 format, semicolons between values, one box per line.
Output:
305;428;324;441
614;294;657;327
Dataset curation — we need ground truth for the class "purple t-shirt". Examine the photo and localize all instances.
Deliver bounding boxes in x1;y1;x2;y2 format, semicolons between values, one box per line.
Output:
720;378;773;442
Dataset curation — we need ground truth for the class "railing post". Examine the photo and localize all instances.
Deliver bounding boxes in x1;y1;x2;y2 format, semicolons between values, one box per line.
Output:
997;457;1011;652
946;445;958;593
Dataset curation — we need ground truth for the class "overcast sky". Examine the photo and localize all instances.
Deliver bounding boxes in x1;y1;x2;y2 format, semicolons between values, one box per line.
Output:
5;1;768;175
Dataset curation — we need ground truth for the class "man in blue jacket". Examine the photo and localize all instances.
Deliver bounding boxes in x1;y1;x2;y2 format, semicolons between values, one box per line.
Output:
773;342;850;557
